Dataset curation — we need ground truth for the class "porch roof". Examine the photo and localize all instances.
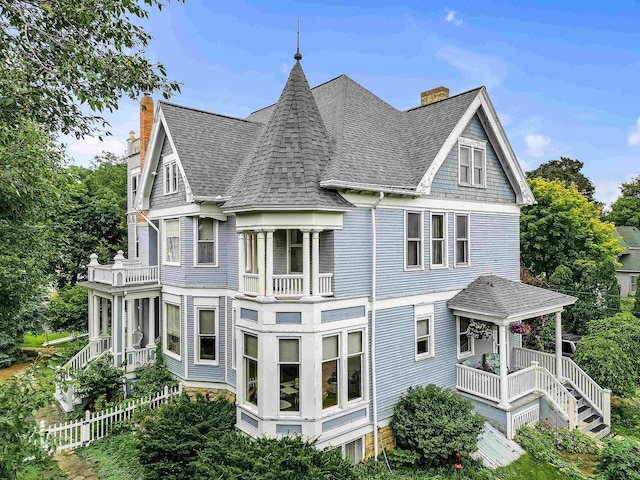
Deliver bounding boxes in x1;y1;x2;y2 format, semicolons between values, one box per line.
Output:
447;275;577;321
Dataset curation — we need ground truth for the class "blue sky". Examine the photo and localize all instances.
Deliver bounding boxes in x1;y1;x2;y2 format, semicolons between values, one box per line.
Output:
64;0;640;206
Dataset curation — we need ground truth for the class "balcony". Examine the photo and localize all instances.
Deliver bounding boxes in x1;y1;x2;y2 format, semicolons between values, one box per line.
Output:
87;251;158;287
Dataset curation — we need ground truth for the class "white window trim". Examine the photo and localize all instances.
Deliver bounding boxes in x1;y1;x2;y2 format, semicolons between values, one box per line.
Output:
193;216;219;267
458;137;487;188
429;212;448;269
133;224;140;260
457;316;475;360
454;214;470;268
243;332;259;409
321;332;341;413
194;307;218;366
163;300;181;361
404;210;424;271
130;167;140;207
231;307;237;370
163;155;179;195
415;314;435;361
346;328;365;405
278;336;301;414
163;218;181;266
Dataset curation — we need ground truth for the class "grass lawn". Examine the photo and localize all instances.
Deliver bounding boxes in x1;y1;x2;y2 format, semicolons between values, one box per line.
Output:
22;332;73;348
495;453;574;480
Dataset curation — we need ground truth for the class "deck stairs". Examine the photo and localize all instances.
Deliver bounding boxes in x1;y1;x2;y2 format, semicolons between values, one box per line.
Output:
564;381;610;439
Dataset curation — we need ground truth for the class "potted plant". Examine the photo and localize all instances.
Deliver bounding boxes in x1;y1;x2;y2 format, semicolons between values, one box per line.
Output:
466;321;493;340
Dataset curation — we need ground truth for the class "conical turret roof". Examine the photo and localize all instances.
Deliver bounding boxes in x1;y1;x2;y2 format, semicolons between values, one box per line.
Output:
223;61;352;211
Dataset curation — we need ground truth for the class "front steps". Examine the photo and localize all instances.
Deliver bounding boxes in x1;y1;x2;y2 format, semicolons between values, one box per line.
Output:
564;383;610;439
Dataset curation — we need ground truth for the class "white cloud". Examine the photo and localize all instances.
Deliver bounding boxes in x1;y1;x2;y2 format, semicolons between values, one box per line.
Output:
525;134;550;158
628;117;640;146
436;46;507;88
280;62;290;75
444;9;463;26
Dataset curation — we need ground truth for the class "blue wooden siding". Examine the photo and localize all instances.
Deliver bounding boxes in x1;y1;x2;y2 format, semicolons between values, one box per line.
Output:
431;114;516;203
374;301;460;420
149;134;188;209
185;296;228;383
375;208;520;298
334;208;372;297
319;231;334;274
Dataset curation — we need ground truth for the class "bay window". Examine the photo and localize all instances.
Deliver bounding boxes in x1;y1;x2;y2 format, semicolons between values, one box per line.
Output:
244;334;259;406
165;303;181;357
196;309;216;363
164;219;180;264
322;335;339;409
278;338;300;412
196;217;217;265
347;331;363;401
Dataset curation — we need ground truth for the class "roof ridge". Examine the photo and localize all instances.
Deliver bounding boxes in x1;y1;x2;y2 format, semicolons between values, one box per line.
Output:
404;86;484;112
158;100;256;124
483;275;510;317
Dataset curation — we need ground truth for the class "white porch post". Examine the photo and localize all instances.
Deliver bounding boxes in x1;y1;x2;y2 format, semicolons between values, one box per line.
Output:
237;232;245;293
100;297;108;337
147;297;156;348
302;230;310;297
265;230;274;297
498;324;510;408
311;230;320;296
126;300;134;349
555;311;563;380
257;231;266;296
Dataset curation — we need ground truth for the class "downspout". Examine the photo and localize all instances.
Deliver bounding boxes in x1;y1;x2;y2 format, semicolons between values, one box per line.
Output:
371;192;384;459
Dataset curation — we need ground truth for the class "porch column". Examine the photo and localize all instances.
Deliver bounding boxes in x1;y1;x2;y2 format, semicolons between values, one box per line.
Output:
126;300;134;349
265;230;274;297
555;311;563;380
311;230;320;296
498;324;510;408
100;297;108;337
257;231;266;296
302;229;311;297
91;294;100;340
237;232;245;293
147;297;156;348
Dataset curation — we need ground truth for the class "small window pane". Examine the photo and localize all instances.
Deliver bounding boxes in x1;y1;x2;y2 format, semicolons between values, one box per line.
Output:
348;331;362;354
417;319;429;337
407;241;420;266
198;218;214;240
292;230;303;244
432;215;444;239
290;246;303;273
322;359;338;408
456;241;468;264
199;310;215;334
417;339;429;355
432;241;443;265
166;219;179;236
460;146;471;165
279;339;299;363
199;337;216;360
460;317;471;331
456;216;467;238
244;334;258;358
323;335;339;361
407;212;421;238
347;355;362;400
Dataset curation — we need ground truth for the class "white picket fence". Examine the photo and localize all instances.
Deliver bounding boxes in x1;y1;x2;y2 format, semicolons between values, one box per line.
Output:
41;384;183;453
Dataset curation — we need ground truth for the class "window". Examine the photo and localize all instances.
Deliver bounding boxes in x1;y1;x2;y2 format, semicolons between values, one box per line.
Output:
244;334;259;406
196;217;217;265
164;219;180;264
343;438;364;465
631;275;638;294
196;309;216;363
457;316;474;358
131;170;140;206
347;331;363;401
455;214;469;266
459;140;486;187
279;338;300;412
245;233;258;273
287;230;303;273
163;159;178;194
415;315;434;359
165;303;181;358
322;335;339;409
134;225;140;259
430;213;446;267
405;211;423;269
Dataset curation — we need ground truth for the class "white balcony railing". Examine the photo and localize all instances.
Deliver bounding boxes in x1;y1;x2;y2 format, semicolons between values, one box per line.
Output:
456;364;500;402
243;274;260;295
318;273;333;296
273;274;303;296
88;251;158;287
125;346;156;373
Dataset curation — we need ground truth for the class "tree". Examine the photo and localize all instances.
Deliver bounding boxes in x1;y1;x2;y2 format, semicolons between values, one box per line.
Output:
621;175;640;199
633;286;640;319
608;175;640;229
527;157;596;202
520;178;622;279
570;259;621;333
47;285;89;332
0;0;181;137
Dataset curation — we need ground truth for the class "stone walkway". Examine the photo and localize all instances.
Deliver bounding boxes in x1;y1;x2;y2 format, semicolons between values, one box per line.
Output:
54;451;99;480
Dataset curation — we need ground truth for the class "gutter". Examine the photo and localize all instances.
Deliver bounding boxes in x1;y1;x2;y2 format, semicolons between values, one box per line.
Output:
371;192;384;459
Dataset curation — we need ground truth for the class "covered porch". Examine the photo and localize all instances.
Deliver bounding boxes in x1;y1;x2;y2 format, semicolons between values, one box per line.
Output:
448;275;611;438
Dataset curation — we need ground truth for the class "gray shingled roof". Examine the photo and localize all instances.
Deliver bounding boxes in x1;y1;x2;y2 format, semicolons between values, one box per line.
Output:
447;275;577;319
223;61;352;211
159;102;263;198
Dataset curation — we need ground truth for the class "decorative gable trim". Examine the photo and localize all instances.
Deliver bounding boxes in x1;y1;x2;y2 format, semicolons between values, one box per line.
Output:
136;106;194;211
416;88;534;205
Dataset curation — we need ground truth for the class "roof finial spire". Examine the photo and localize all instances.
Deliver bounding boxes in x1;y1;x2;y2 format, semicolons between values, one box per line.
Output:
294;18;302;61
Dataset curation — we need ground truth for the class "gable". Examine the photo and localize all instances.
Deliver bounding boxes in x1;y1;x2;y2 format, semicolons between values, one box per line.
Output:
430;114;516;203
148;134;189;210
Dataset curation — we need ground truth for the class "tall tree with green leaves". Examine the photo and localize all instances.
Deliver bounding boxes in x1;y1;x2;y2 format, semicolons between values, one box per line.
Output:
527;157;596;202
521;178;622;279
608;174;640;229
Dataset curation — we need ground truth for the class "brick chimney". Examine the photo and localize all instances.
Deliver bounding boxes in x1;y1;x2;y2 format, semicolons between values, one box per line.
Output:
421;86;449;106
139;94;154;169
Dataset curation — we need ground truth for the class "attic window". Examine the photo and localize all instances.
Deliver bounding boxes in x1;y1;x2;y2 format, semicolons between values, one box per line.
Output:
458;138;486;188
163;158;179;194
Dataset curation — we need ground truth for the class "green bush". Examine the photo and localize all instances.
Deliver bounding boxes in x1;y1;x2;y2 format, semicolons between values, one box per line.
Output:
136;393;235;480
586;312;640;378
131;344;177;398
74;353;124;410
47;285;88;332
633;286;640;318
597;437;640;480
573;336;637;397
390;385;485;468
193;433;356;480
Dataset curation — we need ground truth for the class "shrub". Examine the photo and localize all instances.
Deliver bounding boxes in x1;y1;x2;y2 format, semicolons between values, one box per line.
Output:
47;285;88;333
597;437;640;480
586;312;640;378
390;385;485;468
137;393;235;480
193;433;356;480
131;343;177;398
573;336;637;397
633;286;640;318
74;353;124;410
